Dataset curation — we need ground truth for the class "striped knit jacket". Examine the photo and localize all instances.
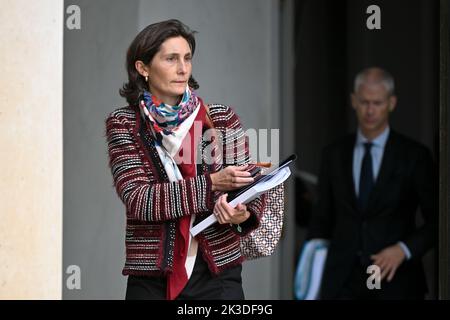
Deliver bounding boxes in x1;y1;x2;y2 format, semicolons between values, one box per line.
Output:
106;103;267;276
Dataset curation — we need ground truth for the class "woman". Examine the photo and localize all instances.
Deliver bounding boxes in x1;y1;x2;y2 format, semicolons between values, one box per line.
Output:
106;19;267;300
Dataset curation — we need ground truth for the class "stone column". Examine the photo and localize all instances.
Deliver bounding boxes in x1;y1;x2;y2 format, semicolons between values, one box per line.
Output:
0;0;63;299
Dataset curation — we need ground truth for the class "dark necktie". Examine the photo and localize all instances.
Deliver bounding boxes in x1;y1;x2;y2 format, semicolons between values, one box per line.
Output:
358;142;373;211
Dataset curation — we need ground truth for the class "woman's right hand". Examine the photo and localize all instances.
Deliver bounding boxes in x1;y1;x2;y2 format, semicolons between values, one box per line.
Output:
210;165;254;192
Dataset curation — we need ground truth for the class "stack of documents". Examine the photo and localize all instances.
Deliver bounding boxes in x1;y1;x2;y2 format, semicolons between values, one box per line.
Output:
190;159;294;237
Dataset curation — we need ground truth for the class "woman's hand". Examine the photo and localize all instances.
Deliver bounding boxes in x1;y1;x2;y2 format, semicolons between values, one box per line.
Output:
210;165;254;192
214;194;250;225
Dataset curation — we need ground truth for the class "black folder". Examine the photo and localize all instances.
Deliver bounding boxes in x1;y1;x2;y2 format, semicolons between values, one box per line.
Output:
227;154;297;201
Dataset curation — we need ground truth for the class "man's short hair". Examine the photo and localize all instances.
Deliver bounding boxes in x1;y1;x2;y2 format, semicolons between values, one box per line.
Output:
354;67;395;96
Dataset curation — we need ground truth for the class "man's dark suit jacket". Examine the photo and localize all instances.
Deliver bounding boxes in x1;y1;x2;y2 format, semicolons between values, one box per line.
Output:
307;130;437;299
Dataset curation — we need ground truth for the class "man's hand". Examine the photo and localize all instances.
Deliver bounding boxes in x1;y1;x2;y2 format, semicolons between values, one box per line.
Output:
213;194;250;225
370;244;406;282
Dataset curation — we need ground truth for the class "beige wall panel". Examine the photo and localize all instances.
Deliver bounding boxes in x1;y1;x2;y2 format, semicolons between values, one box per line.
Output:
0;0;63;299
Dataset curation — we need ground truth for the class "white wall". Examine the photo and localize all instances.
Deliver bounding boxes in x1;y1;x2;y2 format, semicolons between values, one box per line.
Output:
0;0;63;299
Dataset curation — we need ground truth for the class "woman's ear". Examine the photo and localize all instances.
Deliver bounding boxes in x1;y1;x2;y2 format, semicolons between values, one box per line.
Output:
135;60;149;77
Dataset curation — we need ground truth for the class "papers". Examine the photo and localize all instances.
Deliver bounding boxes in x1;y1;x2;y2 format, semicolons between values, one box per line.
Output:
305;247;328;300
227;154;296;202
294;239;329;300
190;165;292;237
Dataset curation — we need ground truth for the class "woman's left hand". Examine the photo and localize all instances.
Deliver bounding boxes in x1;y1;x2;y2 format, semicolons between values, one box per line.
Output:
214;194;250;225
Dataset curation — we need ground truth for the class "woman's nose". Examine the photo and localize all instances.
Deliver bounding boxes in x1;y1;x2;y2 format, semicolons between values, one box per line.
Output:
177;61;187;74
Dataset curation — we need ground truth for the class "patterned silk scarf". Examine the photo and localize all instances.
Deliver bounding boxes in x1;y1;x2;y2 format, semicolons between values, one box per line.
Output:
140;86;199;143
139;86;206;300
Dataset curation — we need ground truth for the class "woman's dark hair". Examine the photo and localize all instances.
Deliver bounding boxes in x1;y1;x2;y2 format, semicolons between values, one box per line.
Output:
120;19;199;105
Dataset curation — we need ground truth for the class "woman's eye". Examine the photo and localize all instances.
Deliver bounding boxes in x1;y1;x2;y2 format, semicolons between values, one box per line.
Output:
167;57;176;62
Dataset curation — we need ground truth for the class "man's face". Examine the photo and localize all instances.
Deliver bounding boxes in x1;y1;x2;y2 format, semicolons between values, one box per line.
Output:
351;83;397;138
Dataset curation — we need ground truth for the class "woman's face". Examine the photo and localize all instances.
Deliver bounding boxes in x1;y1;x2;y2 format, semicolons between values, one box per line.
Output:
146;36;192;105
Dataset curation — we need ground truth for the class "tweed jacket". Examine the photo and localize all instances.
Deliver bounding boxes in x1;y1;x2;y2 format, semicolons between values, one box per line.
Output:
106;103;267;276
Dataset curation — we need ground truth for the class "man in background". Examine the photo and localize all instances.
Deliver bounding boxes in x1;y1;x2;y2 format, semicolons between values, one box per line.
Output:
307;67;437;299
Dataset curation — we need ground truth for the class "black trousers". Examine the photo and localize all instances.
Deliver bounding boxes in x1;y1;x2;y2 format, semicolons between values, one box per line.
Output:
125;254;245;300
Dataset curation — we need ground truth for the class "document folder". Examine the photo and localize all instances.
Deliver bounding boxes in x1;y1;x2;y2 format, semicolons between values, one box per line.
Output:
190;154;297;237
